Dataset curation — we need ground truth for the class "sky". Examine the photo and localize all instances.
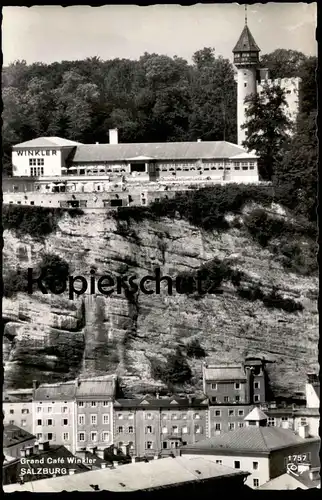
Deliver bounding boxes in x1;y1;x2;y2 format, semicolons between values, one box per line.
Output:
2;4;317;66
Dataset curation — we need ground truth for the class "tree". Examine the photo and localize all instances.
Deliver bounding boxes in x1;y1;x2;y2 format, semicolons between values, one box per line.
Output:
48;70;100;140
189;52;237;142
299;56;317;115
150;348;192;386
186;339;206;359
192;47;216;69
242;83;292;180
260;49;307;79
273;111;317;222
38;254;70;292
164;348;192;385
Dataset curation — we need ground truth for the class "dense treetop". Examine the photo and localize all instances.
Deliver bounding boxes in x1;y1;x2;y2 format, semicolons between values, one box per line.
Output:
2;48;316;171
2;48;316;223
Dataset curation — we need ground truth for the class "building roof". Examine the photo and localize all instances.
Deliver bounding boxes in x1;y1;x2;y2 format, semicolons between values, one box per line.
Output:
232;24;261;53
4;444;90;486
3;425;36;448
203;365;247;382
3;456;249;493
182;426;319;454
3;388;33;403
292;408;320;417
33;376;117;401
113;396;209;409
244;407;268;421
312;384;320;400
75;375;117;399
259;471;320;490
69;141;251;163
76;451;109;468
13;137;83;148
33;381;77;401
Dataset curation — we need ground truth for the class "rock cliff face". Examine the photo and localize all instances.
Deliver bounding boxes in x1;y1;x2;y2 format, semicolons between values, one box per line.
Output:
3;210;318;399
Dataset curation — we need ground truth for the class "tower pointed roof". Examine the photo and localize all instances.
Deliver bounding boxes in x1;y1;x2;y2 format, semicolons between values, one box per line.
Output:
233;24;261;53
244;407;268;422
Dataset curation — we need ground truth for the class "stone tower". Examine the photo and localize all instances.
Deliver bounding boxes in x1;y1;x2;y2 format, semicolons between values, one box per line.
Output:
233;10;261;146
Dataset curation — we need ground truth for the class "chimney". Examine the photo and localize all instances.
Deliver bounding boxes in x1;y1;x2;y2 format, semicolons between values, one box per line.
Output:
96;142;99;145
76;449;87;460
197;139;202;142
20;448;27;458
309;468;320;481
101;463;107;469
121;444;128;456
113;461;118;468
131;457;136;464
260;68;270;81
156;392;160;399
109;129;118;145
95;449;105;459
25;445;33;456
153;455;159;460
38;441;50;451
69;469;76;475
298;425;309;439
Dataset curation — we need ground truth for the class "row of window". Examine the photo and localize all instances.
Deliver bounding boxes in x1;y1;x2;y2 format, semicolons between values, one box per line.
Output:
36;419;69;426
268;417;307;426
214;422;244;431
78;432;110;442
30;167;44;176
36;432;70;441
210;381;260;390
116;424;203;434
115;412;203;420
78;401;111;407
35;415;111;426
79;414;109;425
35;401;110;412
29;159;44;166
36;406;68;413
35;432;110;443
9;408;30;414
211;395;261;403
213;409;245;417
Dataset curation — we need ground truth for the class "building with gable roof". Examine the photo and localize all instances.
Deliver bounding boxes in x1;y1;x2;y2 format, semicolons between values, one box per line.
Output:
3;424;37;459
233;10;301;145
32;380;77;454
181;407;320;489
113;395;209;458
3;455;250;494
75;375;117;453
3;388;34;433
259;467;320;490
4;131;260;209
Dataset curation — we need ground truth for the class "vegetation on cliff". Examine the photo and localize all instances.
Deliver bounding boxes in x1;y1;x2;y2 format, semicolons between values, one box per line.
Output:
150;348;193;387
116;184;317;276
176;256;304;313
3;253;69;298
2;204;83;239
3;48;315;177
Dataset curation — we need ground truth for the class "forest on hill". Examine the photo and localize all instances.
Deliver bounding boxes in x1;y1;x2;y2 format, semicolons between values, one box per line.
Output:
2;47;317;223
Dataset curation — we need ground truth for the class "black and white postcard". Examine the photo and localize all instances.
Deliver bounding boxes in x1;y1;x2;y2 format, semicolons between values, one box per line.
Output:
2;3;319;493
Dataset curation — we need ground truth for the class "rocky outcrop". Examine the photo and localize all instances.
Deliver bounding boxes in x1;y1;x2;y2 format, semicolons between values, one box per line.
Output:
3;210;318;399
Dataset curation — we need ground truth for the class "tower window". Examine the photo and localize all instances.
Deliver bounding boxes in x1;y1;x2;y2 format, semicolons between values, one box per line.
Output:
244;83;247;87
